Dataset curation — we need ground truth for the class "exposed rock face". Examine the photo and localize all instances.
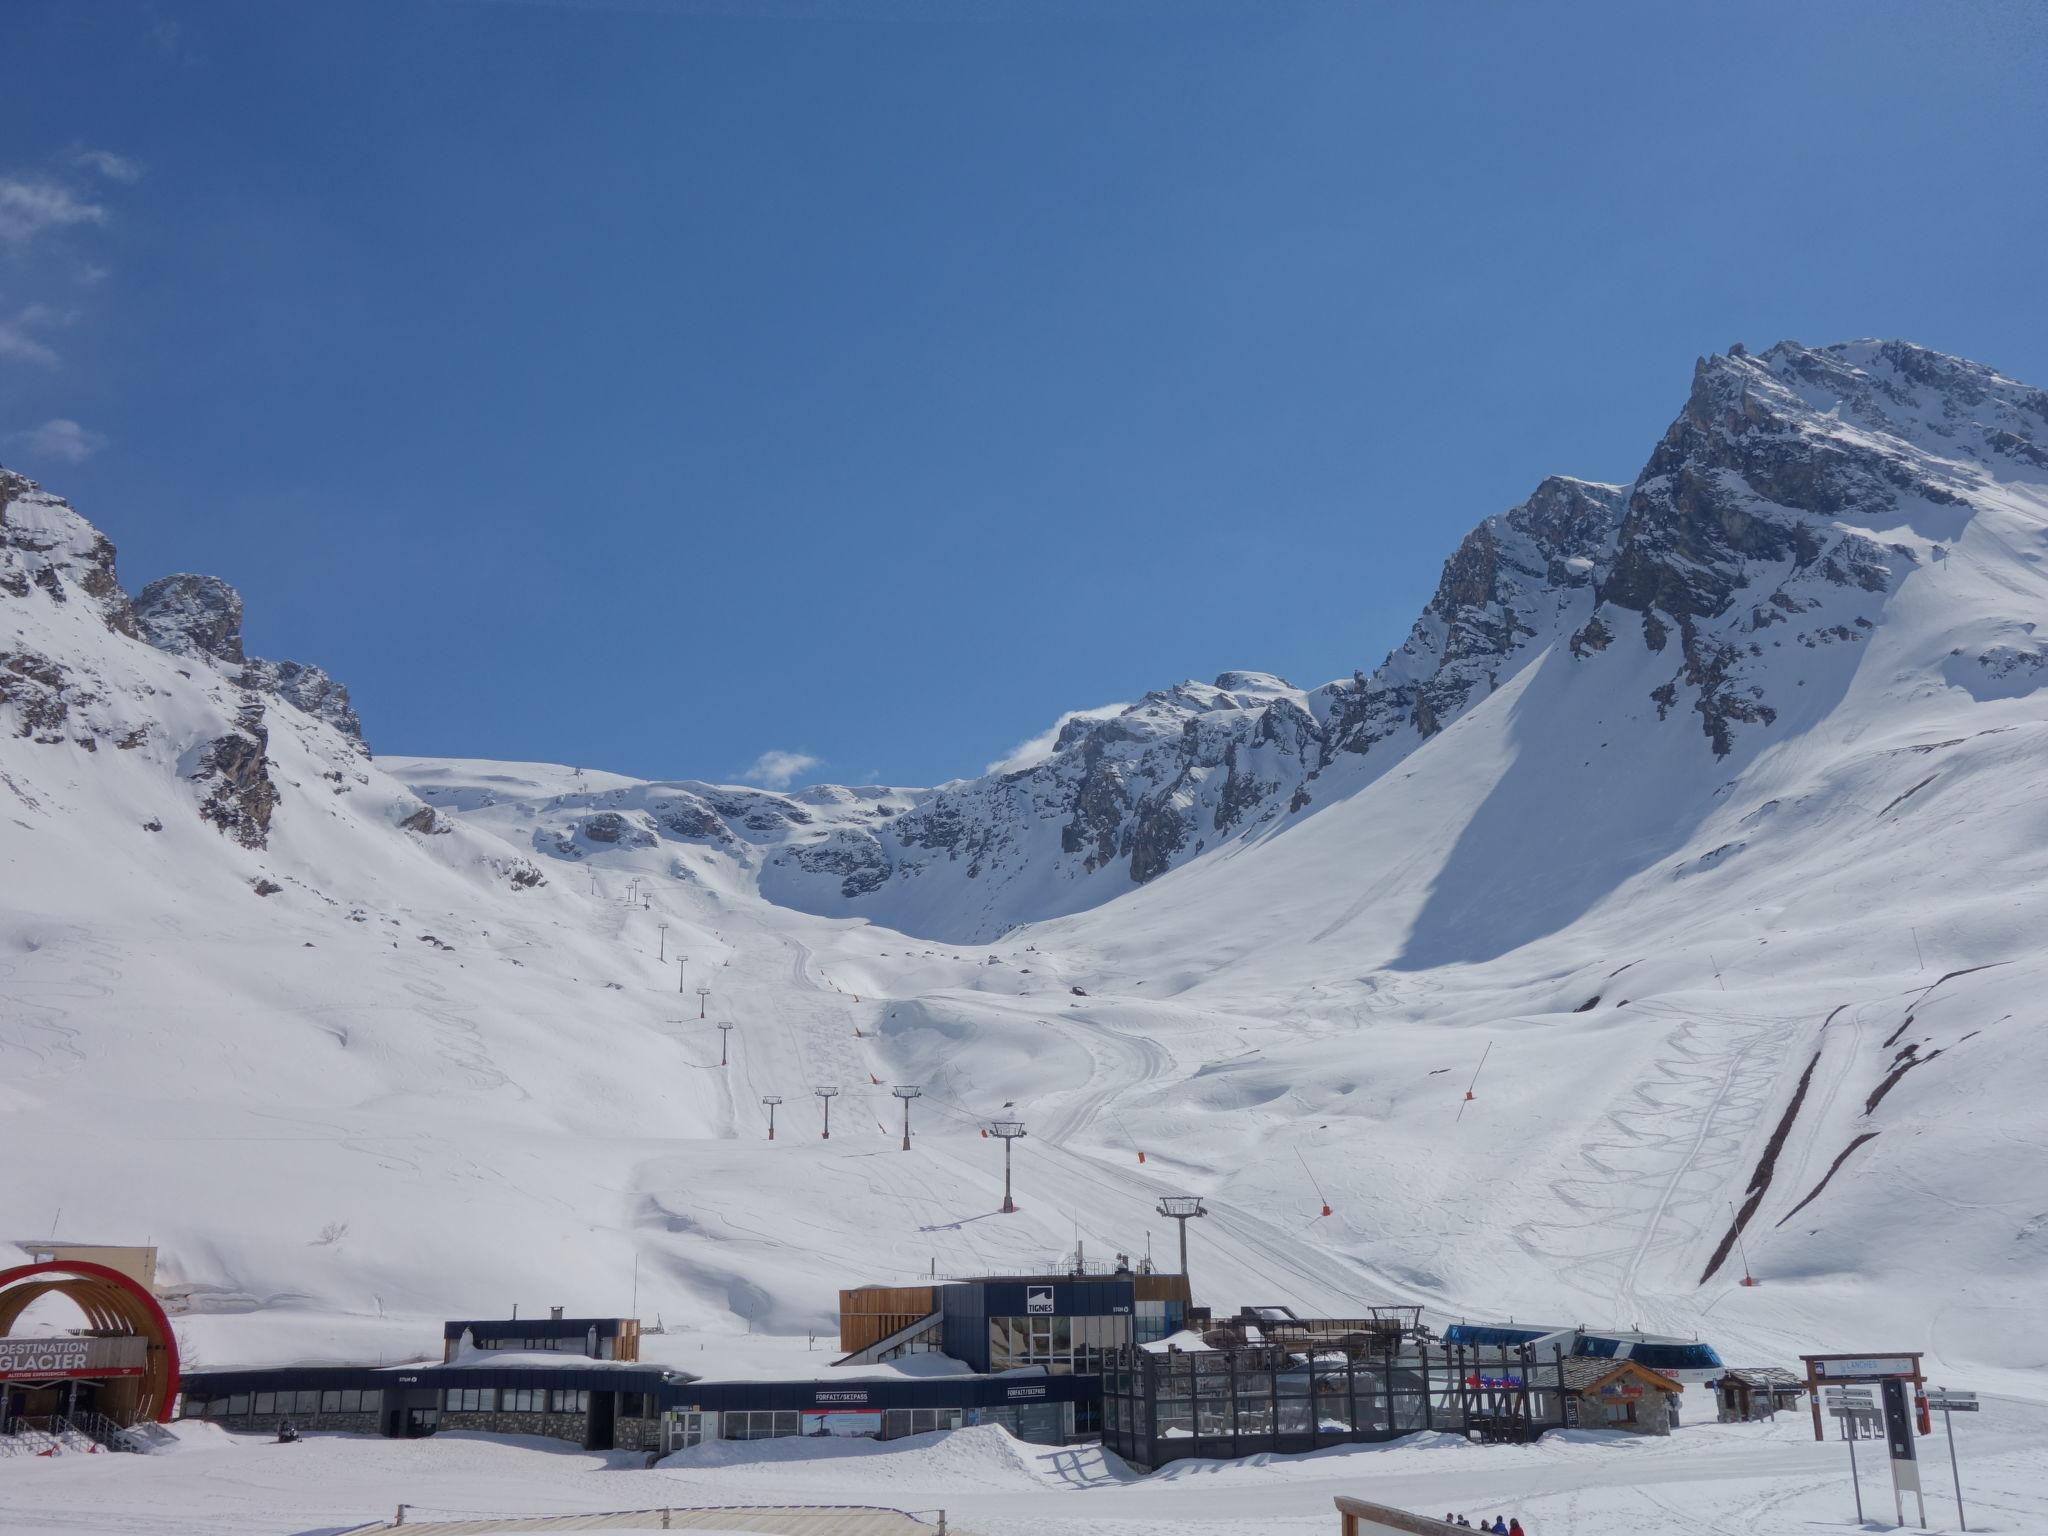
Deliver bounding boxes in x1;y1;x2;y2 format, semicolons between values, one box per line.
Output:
133;573;246;662
1584;339;2047;754
133;570;366;749
195;705;280;849
1;469;139;637
245;657;363;745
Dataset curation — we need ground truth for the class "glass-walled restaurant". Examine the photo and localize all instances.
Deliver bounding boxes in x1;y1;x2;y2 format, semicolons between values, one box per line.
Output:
1103;1339;1567;1469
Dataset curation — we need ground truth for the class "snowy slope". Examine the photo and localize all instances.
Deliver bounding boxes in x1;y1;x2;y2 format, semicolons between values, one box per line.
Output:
4;339;2047;1401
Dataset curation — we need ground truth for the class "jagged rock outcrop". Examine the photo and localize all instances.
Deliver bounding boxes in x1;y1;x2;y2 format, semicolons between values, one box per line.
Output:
134;571;366;748
0;469;139;637
1584;340;2048;754
194;703;280;849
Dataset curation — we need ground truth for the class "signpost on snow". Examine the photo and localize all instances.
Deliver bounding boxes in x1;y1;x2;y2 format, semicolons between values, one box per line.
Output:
1823;1386;1876;1524
1880;1376;1928;1529
1928;1388;1979;1531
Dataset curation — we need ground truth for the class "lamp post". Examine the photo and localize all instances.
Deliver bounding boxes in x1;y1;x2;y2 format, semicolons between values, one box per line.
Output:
815;1086;839;1139
990;1121;1026;1213
717;1022;733;1067
762;1095;781;1140
892;1085;922;1151
1156;1196;1207;1295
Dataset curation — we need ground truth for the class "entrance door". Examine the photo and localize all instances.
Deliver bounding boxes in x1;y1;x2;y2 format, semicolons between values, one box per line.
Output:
405;1407;440;1438
585;1390;615;1451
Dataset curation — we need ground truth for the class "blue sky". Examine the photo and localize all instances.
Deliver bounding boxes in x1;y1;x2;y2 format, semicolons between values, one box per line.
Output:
5;1;2045;788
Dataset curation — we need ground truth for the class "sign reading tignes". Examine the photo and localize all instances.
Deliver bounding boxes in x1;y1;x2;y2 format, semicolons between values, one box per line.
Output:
890;1085;922;1151
761;1094;781;1140
1155;1196;1207;1291
814;1085;839;1139
989;1120;1026;1213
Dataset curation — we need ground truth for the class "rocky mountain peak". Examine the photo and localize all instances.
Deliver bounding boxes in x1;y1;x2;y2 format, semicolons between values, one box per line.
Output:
133;572;247;663
0;468;139;637
128;570;365;749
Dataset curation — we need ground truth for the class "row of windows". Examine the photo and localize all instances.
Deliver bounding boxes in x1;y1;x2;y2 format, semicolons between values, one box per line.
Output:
179;1385;612;1421
471;1336;618;1358
441;1387;594;1415
722;1410;802;1440
988;1314;1131;1375
185;1390;383;1420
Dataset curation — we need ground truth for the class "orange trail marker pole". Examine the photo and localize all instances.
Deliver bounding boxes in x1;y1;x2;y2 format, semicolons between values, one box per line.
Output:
1456;1040;1494;1123
1295;1148;1332;1217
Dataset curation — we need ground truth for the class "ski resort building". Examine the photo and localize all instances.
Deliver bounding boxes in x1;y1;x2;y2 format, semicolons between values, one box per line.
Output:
441;1312;640;1361
1713;1366;1805;1422
1439;1322;1724;1385
0;1243;182;1453
1102;1314;1572;1470
837;1265;1193;1370
1557;1358;1687;1435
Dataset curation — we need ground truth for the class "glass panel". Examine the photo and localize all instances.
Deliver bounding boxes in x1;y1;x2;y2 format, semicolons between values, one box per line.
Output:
253;1393;275;1416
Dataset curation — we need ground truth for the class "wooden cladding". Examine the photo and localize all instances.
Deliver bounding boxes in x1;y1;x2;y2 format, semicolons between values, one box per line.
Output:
1134;1273;1191;1306
838;1286;936;1354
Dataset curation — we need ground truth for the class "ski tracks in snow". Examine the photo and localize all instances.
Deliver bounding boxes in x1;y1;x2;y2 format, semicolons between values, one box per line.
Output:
1510;1001;1797;1326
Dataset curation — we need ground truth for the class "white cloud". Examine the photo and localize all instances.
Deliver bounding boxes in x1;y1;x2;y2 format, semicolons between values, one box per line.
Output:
0;178;107;245
0;320;60;367
8;418;109;464
986;702;1129;776
740;749;822;790
74;149;145;184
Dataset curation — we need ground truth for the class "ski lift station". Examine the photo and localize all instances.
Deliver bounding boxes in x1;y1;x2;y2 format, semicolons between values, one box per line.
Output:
12;1239;1749;1470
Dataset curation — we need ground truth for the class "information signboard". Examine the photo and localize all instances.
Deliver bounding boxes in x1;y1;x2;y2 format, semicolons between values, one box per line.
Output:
0;1337;91;1378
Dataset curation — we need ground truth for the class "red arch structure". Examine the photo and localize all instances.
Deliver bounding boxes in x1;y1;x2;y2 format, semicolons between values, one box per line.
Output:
0;1259;181;1423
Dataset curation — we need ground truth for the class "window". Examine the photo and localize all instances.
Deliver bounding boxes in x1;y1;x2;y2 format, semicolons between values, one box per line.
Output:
504;1387;544;1413
549;1389;588;1415
320;1391;342;1414
253;1392;276;1417
296;1391;321;1415
360;1390;382;1414
721;1410;801;1440
445;1387;497;1413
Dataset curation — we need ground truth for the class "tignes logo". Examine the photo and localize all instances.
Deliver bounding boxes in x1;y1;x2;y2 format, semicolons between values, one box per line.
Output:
1026;1286;1054;1314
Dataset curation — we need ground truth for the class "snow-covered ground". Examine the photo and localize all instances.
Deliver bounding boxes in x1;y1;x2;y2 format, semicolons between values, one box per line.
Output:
6;1410;2046;1536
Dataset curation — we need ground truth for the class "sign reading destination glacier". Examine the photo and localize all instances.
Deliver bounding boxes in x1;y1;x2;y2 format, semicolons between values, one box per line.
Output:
0;1337;91;1377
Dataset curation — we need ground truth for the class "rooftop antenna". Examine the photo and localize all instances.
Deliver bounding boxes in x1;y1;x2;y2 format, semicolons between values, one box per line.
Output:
717;1021;734;1067
1156;1196;1207;1294
990;1120;1027;1213
892;1084;923;1151
696;984;711;1020
815;1085;840;1140
1456;1040;1494;1122
762;1094;781;1140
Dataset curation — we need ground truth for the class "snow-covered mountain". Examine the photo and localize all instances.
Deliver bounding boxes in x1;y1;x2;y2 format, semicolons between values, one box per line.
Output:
4;338;2046;1390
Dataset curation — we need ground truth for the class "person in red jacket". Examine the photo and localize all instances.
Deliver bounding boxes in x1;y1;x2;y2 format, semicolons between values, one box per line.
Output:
1508;1521;1526;1536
